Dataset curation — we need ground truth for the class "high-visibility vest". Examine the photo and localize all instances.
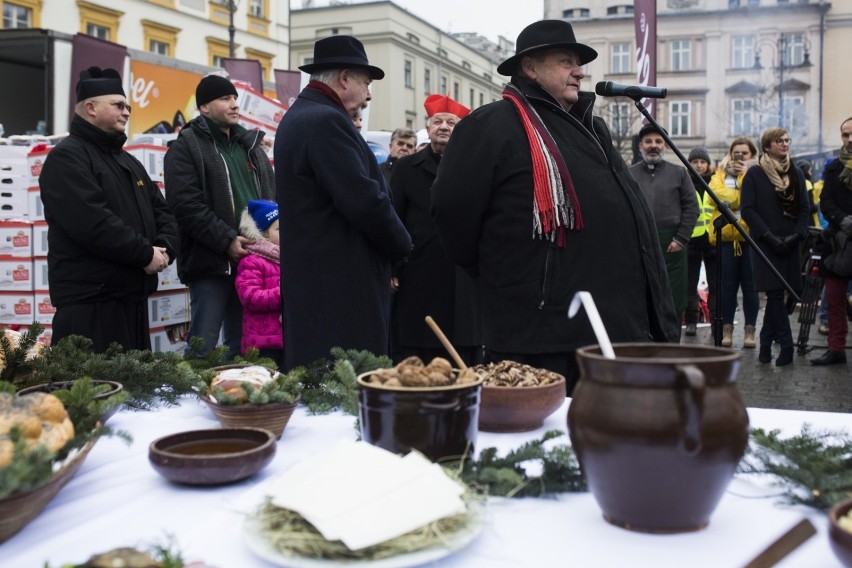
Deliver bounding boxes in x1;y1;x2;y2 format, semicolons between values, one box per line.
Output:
691;190;714;238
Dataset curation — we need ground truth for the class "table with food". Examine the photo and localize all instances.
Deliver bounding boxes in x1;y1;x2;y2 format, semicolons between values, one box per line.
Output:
1;334;851;567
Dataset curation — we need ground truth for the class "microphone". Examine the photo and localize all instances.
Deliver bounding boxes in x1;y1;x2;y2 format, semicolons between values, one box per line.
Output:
595;81;668;99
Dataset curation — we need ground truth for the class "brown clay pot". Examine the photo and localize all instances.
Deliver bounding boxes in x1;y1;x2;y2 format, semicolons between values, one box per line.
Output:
569;343;749;533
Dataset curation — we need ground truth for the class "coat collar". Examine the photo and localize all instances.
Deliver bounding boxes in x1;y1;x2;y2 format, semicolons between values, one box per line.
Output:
69;114;127;153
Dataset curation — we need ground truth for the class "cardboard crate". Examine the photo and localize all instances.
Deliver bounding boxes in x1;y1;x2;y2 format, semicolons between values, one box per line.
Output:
238;114;277;140
0;175;29;192
33;256;48;289
27;187;44;221
235;82;285;130
0;187;28;218
0;256;33;290
157;262;186;292
0;221;32;257
27;146;51;185
0;145;29;178
126;144;168;182
33;289;55;324
147;289;191;327
149;322;189;354
32;221;48;256
0;292;34;324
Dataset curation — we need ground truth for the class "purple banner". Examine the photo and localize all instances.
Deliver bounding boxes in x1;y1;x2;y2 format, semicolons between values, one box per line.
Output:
69;34;127;126
633;0;657;118
274;69;301;109
223;58;263;92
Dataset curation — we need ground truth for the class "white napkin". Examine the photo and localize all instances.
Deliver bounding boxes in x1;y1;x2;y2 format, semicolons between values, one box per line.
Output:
264;441;467;550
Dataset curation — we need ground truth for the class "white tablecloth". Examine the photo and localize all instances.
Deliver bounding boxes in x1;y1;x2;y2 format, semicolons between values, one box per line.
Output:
0;399;848;567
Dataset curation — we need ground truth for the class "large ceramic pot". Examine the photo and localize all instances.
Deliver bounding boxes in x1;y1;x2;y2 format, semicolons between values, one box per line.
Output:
357;372;483;463
569;343;749;533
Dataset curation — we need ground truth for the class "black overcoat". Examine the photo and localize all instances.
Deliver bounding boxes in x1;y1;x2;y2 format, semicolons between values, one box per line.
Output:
390;147;481;348
275;86;412;370
740;164;810;292
818;158;852;279
431;77;679;354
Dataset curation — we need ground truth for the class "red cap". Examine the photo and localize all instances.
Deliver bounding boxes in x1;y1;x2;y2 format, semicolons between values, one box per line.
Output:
423;94;470;119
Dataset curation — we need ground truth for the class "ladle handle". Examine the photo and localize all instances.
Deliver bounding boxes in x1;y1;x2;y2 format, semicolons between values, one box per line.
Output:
424;316;468;371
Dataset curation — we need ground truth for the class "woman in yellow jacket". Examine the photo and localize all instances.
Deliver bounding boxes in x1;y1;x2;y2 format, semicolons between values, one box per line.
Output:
708;136;761;348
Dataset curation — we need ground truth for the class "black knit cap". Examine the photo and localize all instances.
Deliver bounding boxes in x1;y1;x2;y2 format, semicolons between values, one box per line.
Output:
76;66;125;102
638;123;668;140
688;147;711;163
196;75;238;107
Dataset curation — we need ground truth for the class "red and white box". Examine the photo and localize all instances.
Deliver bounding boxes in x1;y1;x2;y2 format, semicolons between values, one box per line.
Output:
0;256;33;290
238;114;277;140
0;175;29;192
0;146;30;178
27;187;44;221
32;221;48;256
126;144;168;183
157;262;186;292
27;146;51;185
0;292;34;325
34;323;52;346
33;256;48;290
235;82;285;131
0;221;32;257
147;289;191;327
149;323;189;354
0;188;28;218
33;290;55;324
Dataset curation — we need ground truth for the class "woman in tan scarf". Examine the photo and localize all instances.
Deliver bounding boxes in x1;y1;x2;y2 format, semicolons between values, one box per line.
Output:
741;127;811;366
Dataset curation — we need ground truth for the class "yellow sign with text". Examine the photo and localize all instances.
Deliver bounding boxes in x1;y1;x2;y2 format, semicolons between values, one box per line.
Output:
127;60;203;139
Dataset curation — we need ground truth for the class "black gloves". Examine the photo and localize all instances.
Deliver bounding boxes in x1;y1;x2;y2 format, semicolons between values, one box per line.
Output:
762;232;787;255
782;233;802;251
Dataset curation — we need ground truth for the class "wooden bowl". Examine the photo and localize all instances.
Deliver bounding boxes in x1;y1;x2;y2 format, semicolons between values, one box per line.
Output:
479;376;566;433
16;380;125;423
148;427;276;486
0;438;98;543
829;498;852;567
201;395;300;440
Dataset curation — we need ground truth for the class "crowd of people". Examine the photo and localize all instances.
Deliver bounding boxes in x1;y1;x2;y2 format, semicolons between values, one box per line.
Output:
40;20;851;388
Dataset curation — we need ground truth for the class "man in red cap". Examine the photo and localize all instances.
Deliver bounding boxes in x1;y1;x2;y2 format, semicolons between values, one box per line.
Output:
390;95;482;365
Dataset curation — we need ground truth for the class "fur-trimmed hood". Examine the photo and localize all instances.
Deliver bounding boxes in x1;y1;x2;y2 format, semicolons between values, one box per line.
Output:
240;208;267;241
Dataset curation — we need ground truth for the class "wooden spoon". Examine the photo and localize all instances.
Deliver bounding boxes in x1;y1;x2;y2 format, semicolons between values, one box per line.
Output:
424;316;468;371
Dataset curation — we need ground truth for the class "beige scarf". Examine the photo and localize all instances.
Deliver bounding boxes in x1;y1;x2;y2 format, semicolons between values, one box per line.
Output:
758;154;799;218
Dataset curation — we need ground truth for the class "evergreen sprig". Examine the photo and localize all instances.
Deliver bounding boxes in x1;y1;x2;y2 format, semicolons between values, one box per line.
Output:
738;425;852;510
0;322;44;383
296;347;392;415
452;430;588;497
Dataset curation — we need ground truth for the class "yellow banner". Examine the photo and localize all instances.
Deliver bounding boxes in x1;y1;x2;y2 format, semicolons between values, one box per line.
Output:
127;60;203;139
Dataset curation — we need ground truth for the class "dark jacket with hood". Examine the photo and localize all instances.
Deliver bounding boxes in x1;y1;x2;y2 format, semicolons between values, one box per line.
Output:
431;76;679;354
164;115;275;283
40;115;178;306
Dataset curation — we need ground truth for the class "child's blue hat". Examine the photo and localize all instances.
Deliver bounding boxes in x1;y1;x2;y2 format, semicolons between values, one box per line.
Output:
247;200;278;232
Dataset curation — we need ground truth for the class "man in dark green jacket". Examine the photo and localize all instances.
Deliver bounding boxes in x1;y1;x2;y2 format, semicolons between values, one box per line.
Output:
431;21;679;394
165;75;275;359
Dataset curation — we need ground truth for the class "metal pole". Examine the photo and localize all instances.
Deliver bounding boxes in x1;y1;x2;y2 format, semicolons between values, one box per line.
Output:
228;0;236;58
778;36;784;130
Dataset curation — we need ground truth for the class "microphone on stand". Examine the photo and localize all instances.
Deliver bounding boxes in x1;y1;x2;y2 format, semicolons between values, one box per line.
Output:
595;81;668;99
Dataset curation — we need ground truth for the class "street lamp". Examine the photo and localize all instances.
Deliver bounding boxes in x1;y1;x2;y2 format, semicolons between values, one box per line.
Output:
754;35;811;130
228;0;241;58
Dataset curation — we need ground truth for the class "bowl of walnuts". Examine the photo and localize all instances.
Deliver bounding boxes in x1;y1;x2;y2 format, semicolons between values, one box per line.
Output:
473;361;566;433
357;356;483;463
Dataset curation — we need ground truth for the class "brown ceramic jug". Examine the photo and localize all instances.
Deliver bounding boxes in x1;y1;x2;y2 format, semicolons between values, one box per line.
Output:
569;343;749;533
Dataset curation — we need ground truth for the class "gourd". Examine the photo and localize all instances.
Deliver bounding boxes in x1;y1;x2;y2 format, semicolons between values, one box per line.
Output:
0;392;74;468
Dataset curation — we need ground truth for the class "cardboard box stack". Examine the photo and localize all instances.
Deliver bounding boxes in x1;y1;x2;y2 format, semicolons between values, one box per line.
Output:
0;140;190;353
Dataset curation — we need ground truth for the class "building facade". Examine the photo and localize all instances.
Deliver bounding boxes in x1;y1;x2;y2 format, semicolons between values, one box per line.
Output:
544;0;849;161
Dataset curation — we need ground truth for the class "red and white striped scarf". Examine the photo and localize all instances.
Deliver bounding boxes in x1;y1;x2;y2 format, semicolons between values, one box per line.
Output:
503;83;583;247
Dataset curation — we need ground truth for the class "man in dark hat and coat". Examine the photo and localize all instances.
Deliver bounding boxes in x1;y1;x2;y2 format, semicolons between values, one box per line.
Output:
275;35;412;370
431;20;680;394
391;95;483;366
39;66;179;351
164;74;275;360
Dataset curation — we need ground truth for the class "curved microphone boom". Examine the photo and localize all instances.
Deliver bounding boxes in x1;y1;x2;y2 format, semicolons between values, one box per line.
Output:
595;81;667;99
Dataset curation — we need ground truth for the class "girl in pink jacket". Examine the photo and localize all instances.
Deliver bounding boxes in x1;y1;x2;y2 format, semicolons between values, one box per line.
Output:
236;200;283;368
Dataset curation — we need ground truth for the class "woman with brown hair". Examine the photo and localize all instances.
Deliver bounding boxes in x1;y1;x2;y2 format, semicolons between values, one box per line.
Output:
741;128;811;366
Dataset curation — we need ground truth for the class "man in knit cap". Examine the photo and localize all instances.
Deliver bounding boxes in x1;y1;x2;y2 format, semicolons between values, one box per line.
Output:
390;95;482;365
165;74;275;360
40;66;178;351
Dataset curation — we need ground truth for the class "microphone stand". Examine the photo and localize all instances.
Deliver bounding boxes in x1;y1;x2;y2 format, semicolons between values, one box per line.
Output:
628;97;801;346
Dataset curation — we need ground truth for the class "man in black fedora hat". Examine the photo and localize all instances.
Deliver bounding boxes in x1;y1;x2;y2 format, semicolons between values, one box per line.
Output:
274;35;412;370
39;66;178;351
431;20;679;394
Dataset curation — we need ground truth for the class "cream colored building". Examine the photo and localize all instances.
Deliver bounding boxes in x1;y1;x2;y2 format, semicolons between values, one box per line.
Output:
290;1;509;132
544;0;850;160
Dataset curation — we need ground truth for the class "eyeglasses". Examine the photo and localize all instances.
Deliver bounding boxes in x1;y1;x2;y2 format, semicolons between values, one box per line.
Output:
774;138;792;145
97;100;132;114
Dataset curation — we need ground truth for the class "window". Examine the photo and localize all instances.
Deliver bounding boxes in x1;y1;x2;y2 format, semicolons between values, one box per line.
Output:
671;39;691;72
206;36;235;67
669;101;691;136
440;75;447;96
78;1;123;42
562;8;589;18
782;33;805;66
731;99;754;136
3;3;31;28
453;82;459;101
424;69;431;94
782;95;804;134
404;60;412;88
142;20;180;58
479;92;484;107
469;88;474;110
611;42;631;74
732;36;755;69
245;47;274;81
246;0;269;36
249;0;264;17
609;103;630;137
212;54;225;68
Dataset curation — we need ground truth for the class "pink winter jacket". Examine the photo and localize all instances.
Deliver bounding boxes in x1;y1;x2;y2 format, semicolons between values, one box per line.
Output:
235;252;283;352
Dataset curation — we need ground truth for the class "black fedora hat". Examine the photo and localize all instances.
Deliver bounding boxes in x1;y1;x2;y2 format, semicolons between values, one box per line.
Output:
497;20;598;76
298;35;384;80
